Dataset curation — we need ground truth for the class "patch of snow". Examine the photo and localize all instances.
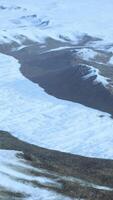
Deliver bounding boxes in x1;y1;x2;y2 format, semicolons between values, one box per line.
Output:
0;53;113;159
12;45;27;51
92;184;113;191
109;56;113;65
43;46;73;53
83;64;110;86
76;48;97;61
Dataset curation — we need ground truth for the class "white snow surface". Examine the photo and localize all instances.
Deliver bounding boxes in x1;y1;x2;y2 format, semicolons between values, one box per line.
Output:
0;0;113;44
109;56;113;65
0;53;113;159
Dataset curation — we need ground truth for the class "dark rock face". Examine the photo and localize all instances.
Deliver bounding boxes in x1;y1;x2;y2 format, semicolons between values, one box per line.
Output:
1;38;113;116
16;47;113;116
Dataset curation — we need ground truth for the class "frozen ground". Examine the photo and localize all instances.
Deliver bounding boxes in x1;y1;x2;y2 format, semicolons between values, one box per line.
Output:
0;150;74;200
1;149;113;200
0;52;113;159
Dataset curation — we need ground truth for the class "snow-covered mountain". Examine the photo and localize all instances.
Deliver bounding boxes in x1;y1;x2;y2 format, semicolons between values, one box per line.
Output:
1;1;113;199
1;52;113;158
0;0;113;158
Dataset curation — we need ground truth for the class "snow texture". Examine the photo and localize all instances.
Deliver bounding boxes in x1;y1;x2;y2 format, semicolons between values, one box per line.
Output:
0;0;113;44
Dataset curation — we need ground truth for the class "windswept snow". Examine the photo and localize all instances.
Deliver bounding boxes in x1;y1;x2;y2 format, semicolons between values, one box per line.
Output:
109;56;113;65
43;46;74;53
0;53;113;159
0;0;113;44
83;64;109;86
62;176;113;192
76;48;97;61
0;150;72;200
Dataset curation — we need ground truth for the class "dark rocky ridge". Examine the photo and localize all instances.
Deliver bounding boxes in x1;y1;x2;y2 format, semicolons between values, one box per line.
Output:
0;37;111;116
1;37;113;117
13;42;113;116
